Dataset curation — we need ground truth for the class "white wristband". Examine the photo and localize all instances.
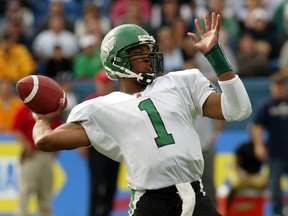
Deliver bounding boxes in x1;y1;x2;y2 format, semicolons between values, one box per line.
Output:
218;75;252;122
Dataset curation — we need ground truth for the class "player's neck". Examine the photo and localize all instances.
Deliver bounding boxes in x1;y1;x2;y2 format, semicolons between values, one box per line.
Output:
119;79;146;94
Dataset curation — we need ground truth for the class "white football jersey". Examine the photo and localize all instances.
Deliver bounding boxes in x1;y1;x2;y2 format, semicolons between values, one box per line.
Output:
67;69;216;190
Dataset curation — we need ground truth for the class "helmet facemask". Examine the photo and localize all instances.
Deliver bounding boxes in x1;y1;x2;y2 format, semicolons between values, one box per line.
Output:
115;43;164;85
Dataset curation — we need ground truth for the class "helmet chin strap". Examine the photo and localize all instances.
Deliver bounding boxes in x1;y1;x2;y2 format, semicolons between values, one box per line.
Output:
137;73;155;84
112;63;155;84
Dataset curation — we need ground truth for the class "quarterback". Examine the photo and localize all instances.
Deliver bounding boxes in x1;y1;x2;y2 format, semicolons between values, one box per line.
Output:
32;13;251;216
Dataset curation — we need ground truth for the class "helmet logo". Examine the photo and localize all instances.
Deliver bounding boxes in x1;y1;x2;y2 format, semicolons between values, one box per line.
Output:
138;35;155;43
101;33;116;64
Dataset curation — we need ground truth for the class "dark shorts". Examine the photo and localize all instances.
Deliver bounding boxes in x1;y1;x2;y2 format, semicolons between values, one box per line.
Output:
130;181;222;216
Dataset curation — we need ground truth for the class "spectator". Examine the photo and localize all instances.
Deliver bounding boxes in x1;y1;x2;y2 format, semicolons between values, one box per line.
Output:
4;17;32;50
252;72;288;216
12;104;61;216
247;8;274;53
245;7;280;71
181;35;198;69
110;0;151;28
73;34;103;80
0;0;35;40
0;79;22;132
84;16;105;48
235;0;264;32
151;0;195;31
235;32;270;77
79;70;119;216
224;124;268;215
232;129;267;191
192;0;209;18
151;0;180;35
171;16;189;48
157;26;185;72
204;0;240;48
44;45;73;79
117;0;151;32
74;2;111;38
32;15;78;66
0;32;36;82
177;16;198;68
36;0;74;33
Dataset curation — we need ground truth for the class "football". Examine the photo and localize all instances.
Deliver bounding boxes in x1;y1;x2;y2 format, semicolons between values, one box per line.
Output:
16;75;67;114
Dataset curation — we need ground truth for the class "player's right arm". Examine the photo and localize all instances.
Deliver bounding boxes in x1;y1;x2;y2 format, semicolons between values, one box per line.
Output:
33;100;91;152
33;121;90;151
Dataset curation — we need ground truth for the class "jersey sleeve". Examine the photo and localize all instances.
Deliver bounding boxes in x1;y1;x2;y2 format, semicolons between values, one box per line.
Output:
67;100;122;161
67;100;101;147
67;101;91;123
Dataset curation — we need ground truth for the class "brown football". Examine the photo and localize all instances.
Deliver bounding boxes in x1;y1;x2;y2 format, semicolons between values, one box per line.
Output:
16;75;67;114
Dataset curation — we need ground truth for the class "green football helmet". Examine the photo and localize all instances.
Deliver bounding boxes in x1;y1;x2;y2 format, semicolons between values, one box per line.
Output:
100;24;163;85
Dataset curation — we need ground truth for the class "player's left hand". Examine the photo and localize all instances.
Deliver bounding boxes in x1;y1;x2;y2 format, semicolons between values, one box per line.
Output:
187;12;220;54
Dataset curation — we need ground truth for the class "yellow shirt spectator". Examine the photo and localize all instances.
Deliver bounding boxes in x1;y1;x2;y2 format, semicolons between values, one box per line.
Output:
0;34;36;82
0;79;22;131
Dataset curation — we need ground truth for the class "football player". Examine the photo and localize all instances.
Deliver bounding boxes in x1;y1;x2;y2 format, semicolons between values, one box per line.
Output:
32;13;251;216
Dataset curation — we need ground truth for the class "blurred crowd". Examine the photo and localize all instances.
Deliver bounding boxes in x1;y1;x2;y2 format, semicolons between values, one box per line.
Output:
0;0;288;84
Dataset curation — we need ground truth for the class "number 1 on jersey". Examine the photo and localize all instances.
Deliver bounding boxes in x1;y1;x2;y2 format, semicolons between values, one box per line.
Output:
138;98;175;147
